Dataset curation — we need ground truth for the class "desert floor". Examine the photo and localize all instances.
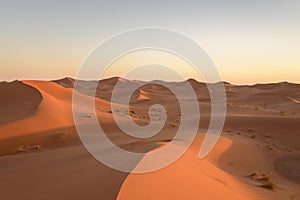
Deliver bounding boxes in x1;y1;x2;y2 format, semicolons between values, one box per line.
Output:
0;77;299;200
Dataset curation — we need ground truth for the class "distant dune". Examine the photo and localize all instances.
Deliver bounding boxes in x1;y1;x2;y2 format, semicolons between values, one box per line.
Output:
0;80;42;124
0;77;299;200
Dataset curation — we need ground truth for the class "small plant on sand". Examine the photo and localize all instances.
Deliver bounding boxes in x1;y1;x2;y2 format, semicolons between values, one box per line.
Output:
15;145;26;153
227;102;234;108
250;133;256;139
25;145;42;151
30;145;41;150
170;122;177;127
261;178;276;190
56;132;67;141
249;172;276;190
130;110;135;115
266;145;273;150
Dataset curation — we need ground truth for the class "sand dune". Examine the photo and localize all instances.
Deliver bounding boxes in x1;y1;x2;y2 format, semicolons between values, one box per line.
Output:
0;77;299;200
117;136;259;200
0;80;42;124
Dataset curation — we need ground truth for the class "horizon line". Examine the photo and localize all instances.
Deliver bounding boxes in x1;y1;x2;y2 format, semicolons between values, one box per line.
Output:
1;76;300;86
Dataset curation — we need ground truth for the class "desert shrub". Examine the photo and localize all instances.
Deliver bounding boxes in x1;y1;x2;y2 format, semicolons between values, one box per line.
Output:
249;172;276;191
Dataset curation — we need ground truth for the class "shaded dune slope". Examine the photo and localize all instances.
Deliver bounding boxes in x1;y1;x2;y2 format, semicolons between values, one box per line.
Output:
0;81;42;124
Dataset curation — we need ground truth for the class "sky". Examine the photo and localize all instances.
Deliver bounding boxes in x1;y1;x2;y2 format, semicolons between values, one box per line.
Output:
0;0;299;84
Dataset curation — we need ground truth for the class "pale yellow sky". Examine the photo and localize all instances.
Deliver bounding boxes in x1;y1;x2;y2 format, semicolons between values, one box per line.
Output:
1;1;299;84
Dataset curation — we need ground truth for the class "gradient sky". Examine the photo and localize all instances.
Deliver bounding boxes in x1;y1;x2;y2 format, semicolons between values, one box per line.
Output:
1;0;299;84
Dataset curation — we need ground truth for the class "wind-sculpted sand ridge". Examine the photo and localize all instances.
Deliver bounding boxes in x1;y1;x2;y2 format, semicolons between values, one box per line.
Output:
0;77;299;200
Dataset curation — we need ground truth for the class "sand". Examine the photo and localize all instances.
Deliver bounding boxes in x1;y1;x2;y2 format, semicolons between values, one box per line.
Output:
0;78;299;200
0;80;42;124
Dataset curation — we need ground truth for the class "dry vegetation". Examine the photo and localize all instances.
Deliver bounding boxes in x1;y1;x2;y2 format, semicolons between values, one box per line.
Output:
15;145;41;153
249;172;276;190
250;133;256;139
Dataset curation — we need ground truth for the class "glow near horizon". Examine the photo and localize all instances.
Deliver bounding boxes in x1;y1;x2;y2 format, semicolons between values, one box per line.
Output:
0;0;299;84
